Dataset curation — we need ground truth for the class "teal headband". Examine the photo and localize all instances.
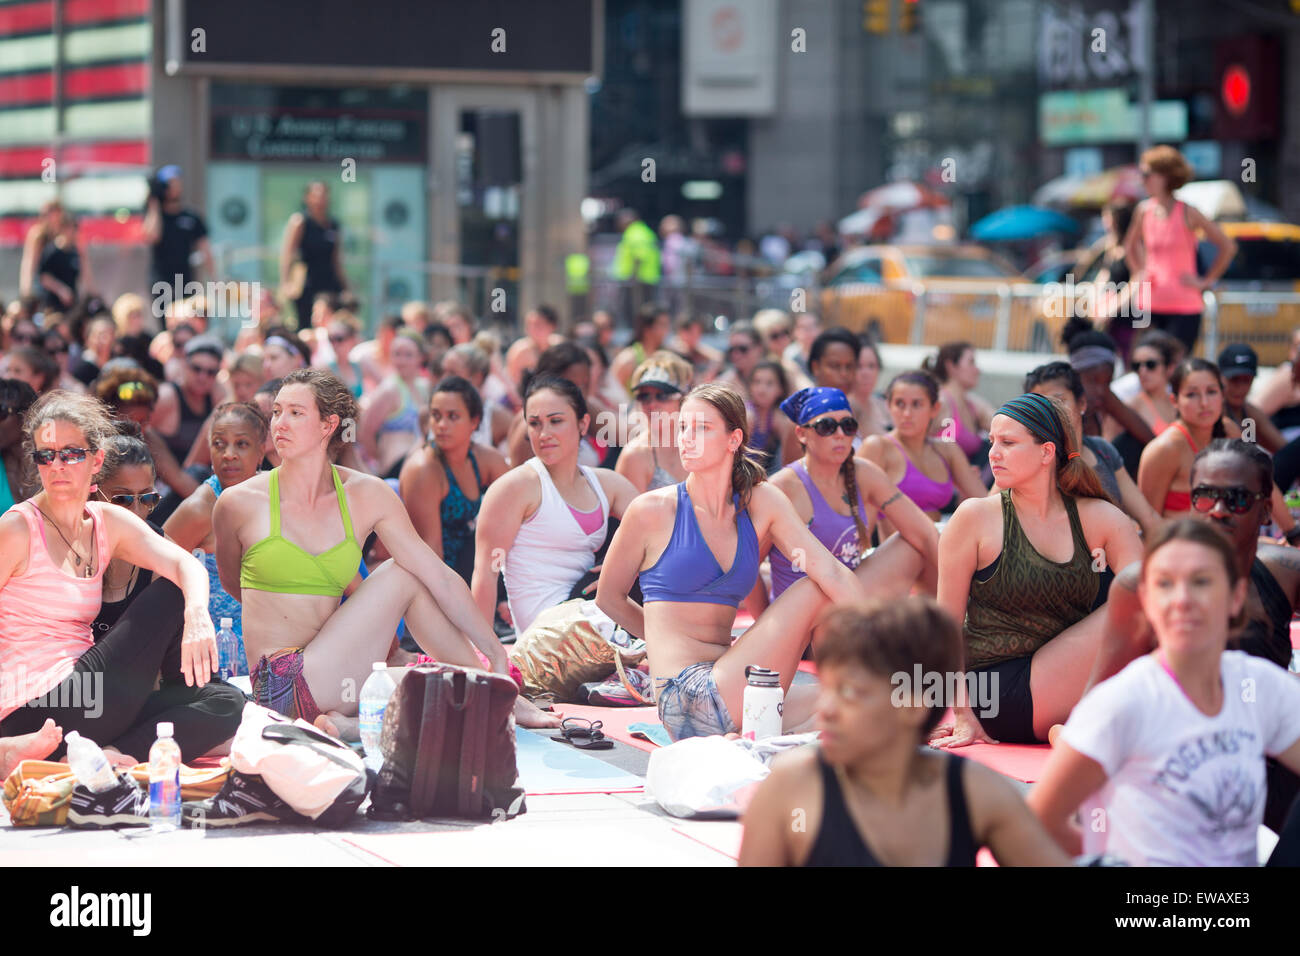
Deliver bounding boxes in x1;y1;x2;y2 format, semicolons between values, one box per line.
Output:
995;393;1077;466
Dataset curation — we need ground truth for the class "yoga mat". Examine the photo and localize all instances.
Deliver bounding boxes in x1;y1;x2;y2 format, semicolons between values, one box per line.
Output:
959;743;1050;784
557;704;661;753
514;728;644;794
1291;619;1300;650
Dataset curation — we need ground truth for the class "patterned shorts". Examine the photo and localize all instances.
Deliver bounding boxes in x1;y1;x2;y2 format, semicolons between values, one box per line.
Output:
250;647;323;724
656;661;736;741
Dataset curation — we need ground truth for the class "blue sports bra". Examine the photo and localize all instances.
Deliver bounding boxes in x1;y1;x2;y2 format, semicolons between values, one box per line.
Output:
639;483;760;609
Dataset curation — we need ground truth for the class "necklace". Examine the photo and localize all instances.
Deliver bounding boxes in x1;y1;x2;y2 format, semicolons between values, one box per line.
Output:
35;505;93;577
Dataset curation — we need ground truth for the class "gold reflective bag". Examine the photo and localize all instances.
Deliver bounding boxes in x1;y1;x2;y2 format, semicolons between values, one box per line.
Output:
509;599;648;703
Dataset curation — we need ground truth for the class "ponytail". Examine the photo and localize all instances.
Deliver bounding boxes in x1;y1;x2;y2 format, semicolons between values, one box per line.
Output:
1053;406;1113;504
731;443;767;512
840;455;870;559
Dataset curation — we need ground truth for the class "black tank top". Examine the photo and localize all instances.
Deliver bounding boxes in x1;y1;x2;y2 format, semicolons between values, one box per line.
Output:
299;215;342;292
165;388;213;463
1231;557;1293;668
804;751;978;867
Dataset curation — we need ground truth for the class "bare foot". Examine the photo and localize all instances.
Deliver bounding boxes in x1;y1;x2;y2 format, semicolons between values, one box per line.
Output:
386;646;419;667
317;711;360;742
0;719;64;777
101;746;138;769
514;696;562;729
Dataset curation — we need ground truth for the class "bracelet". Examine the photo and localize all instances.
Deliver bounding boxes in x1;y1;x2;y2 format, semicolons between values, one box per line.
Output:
880;491;903;509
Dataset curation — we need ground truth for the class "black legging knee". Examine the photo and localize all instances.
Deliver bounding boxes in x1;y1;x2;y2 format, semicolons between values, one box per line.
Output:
0;578;245;761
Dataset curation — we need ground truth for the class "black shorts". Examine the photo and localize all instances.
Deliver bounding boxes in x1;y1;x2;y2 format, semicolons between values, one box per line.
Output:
970;656;1039;744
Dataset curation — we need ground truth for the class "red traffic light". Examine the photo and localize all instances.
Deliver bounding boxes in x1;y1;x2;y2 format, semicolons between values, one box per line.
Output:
1222;64;1251;116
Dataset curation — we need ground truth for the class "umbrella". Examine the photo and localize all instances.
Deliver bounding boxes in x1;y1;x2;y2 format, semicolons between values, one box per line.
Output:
1174;180;1247;221
970;205;1081;242
840;181;949;237
1034;165;1144;209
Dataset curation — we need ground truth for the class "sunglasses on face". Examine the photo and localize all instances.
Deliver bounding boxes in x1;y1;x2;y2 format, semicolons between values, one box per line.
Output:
328;334;352;346
189;363;219;377
808;416;859;437
769;329;791;341
1190;485;1269;515
102;491;161;512
32;446;89;466
729;344;754;355
11;333;39;345
45;339;68;354
1133;359;1162;372
635;388;676;404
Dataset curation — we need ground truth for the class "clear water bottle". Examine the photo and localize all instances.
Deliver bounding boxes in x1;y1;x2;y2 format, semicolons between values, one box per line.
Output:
742;666;785;741
217;617;238;679
148;721;182;832
359;663;397;772
65;731;118;793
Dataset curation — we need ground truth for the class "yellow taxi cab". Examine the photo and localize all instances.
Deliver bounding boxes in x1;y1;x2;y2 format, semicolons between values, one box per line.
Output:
1201;222;1300;366
818;244;1053;350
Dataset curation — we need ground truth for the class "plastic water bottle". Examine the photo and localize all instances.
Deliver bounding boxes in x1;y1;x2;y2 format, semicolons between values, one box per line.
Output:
742;666;785;741
359;663;397;772
65;731;118;793
148;722;182;832
217;617;238;679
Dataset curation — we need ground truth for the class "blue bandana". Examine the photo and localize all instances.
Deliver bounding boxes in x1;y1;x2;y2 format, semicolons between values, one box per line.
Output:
780;386;851;425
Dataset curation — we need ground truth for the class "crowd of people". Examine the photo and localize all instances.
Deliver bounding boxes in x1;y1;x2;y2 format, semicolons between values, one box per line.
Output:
5;144;1300;868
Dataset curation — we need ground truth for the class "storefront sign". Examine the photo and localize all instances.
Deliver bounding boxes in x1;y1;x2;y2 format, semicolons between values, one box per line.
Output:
1039;88;1187;145
1038;1;1148;87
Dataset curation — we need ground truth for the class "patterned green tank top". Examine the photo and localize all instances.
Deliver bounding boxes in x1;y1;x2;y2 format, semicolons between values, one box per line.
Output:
964;489;1099;669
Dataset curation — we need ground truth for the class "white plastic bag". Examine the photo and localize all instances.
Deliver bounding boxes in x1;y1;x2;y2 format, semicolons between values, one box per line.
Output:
645;736;771;819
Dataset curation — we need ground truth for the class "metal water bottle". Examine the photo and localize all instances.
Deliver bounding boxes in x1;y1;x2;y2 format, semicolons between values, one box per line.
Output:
742;666;784;741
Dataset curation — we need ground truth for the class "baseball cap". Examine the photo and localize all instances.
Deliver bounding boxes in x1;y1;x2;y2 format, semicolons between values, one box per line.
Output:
156;165;182;183
185;335;224;362
632;366;685;394
1217;344;1257;379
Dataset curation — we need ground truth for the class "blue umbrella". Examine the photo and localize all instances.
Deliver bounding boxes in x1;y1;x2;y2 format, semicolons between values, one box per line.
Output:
970;205;1081;242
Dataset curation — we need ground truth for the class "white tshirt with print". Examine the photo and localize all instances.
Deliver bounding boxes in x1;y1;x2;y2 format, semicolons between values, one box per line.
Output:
1062;651;1300;866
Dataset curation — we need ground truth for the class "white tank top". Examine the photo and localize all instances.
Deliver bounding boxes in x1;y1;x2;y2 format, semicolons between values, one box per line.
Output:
505;456;610;637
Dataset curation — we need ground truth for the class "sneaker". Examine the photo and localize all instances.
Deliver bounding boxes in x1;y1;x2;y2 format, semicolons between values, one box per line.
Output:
182;770;304;828
582;667;653;706
67;775;149;828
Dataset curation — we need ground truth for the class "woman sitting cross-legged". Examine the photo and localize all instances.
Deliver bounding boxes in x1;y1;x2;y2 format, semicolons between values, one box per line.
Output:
213;368;557;736
596;383;865;742
739;598;1069;867
933;392;1143;748
767;386;938;604
0;392;242;764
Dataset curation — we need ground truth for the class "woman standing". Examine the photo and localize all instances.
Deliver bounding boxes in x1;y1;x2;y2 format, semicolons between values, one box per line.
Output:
862;371;986;532
280;182;348;329
165;403;269;668
399;377;509;585
1029;520;1300;865
769;386;938;603
214;368;555;733
596;383;866;741
0;391;240;763
934;393;1142;747
473;376;639;638
38;215;93;312
358;331;429;477
1124;146;1237;354
616;352;692;492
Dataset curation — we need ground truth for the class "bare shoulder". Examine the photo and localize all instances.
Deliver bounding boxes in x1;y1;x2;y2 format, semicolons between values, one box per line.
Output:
0;509;30;552
860;433;893;461
768;464;802;495
956;753;1023;814
853;454;890;485
473;443;509;478
217;470;270;512
1075;494;1127;527
769;743;820;782
595;465;639;497
623;483;677;523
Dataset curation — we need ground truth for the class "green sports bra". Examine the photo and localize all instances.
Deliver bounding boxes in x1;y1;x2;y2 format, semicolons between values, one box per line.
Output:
240;466;363;597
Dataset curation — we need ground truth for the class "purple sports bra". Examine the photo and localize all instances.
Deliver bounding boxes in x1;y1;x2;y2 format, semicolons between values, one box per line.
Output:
887;433;954;514
769;460;866;599
942;389;983;458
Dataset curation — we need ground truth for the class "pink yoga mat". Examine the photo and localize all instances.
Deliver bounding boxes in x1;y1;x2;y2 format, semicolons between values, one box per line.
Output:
557;703;660;753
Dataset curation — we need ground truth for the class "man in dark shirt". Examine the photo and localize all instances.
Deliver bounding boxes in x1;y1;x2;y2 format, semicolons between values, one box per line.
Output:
143;165;213;296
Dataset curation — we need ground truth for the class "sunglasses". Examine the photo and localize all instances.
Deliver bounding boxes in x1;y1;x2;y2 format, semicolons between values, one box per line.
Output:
729;343;754;355
10;333;39;345
328;334;353;346
117;381;156;403
189;363;220;377
769;329;791;341
1132;359;1163;372
1190;485;1269;515
635;388;677;404
0;405;22;421
32;446;89;466
102;491;161;511
45;340;68;354
808;416;859;437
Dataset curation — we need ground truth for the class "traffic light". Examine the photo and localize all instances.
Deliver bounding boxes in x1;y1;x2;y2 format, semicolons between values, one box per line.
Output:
1214;35;1279;140
863;0;889;34
899;0;920;33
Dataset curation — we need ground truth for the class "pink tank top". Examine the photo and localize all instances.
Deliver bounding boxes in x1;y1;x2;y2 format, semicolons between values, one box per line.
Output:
0;500;110;721
1141;201;1204;315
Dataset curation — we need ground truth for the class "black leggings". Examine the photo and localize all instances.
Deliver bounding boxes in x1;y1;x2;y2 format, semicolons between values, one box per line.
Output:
0;578;245;761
